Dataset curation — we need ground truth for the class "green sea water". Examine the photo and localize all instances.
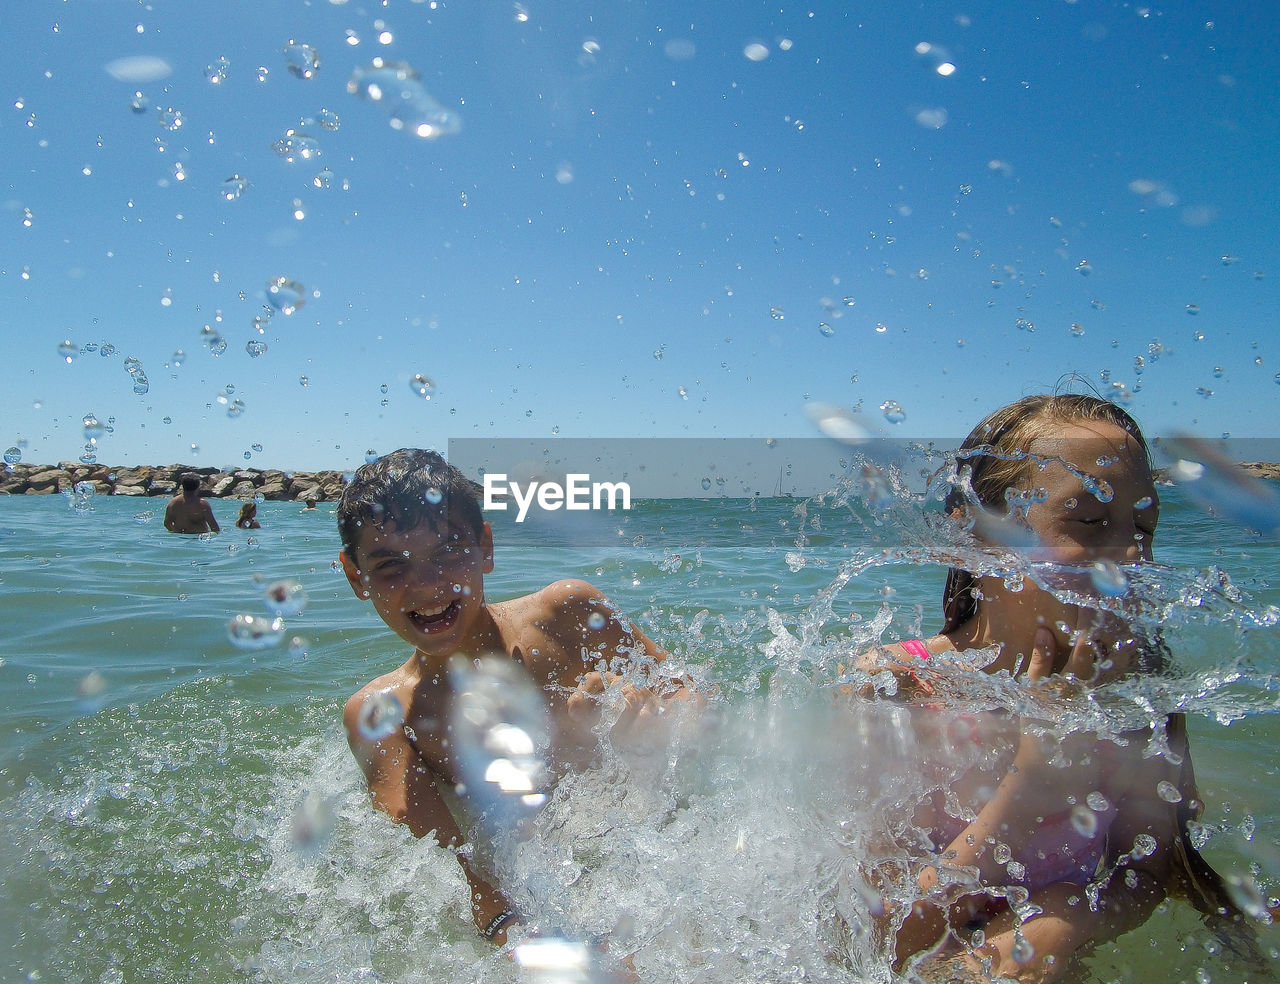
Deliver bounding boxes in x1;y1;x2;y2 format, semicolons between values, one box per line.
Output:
1;485;1278;983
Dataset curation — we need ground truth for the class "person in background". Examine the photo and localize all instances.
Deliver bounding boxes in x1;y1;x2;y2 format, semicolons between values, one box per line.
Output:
235;501;261;529
163;474;220;534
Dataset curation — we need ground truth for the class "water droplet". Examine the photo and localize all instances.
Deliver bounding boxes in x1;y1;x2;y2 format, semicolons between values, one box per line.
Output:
409;374;436;399
221;175;249;200
299;375;309;387
3;447;21;465
312;168;334;190
226;614;286;650
874;322;887;333
1070;323;1085;337
283;40;321;79
449;657;549;818
514;3;530;22
156;106;184;131
1085;790;1111;812
880;400;906;425
264;578;308;616
743;42;770;61
58;340;77;363
1131;832;1158;858
652;347;664;360
347;59;462;138
1089;559;1129;597
586;612;607;631
1082;476;1114;503
245;339;268;358
129;91;150;114
171;349;185;367
804;402;869;444
1010;936;1035;963
291;791;335;855
1156;779;1183;803
1076;259;1093;276
1186;303;1200;315
769;306;785;320
266;277;306;314
356;690;404;740
316;108;340;131
819;322;835;337
677;386;689;400
701;477;712;491
82;414;105;440
271;128;321;162
1212;366;1225;378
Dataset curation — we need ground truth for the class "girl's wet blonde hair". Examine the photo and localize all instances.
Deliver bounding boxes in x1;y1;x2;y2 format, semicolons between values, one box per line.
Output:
941;393;1149;633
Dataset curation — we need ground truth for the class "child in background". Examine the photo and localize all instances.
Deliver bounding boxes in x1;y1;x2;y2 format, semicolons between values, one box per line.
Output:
235;501;261;529
338;449;680;946
859;395;1250;981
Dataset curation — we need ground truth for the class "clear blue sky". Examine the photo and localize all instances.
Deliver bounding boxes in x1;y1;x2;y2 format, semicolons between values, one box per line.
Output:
3;0;1277;471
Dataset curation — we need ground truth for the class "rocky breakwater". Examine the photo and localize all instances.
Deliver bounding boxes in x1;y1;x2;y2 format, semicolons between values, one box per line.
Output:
0;463;349;501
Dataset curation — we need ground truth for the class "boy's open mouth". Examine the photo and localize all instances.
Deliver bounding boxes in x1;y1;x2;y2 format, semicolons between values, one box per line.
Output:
407;600;461;634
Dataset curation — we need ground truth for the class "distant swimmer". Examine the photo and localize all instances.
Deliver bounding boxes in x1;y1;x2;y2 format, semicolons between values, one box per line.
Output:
164;475;221;534
301;499;318;512
235;501;261;530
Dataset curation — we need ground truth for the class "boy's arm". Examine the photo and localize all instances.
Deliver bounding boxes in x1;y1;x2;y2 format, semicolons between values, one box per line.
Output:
342;692;520;943
204;501;221;532
539;579;700;733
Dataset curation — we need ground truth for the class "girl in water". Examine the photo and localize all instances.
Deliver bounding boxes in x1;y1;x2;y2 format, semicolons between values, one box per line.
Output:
236;501;261;529
861;394;1252;982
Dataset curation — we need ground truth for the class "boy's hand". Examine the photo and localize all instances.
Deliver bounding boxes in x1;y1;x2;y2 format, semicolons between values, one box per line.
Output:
567;666;703;747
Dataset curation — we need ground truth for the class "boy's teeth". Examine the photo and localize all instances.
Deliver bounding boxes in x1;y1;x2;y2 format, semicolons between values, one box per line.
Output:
419;602;450;618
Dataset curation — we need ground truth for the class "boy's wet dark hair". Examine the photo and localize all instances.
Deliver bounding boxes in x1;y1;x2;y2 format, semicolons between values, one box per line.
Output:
180;474;201;494
337;449;485;565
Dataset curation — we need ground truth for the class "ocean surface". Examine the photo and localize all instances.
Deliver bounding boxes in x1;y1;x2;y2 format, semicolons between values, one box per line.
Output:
2;480;1279;983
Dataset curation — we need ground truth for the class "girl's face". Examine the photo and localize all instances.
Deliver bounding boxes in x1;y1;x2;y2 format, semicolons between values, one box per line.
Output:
1021;420;1159;568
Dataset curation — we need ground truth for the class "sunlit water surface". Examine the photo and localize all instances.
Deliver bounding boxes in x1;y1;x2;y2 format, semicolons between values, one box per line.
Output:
2;482;1278;983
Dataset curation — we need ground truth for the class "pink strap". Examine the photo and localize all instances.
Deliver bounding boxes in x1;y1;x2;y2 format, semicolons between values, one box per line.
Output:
900;639;931;661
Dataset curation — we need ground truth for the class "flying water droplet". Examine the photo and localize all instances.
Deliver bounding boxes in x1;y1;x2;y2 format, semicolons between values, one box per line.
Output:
290;791;336;856
880;400;906;425
245;339;268;357
348;59;462;138
586;611;607;631
1076;259;1093;276
271;128;321;162
82;414;105;440
804;402;870;444
264;578;308;616
1156;780;1183;803
356;691;404;740
409;374;436;399
283;40;321;79
1070;805;1098;837
1086;791;1111;812
450;656;549;818
156;106;185;131
226;614;286;650
299;375;309;387
701;477;712;491
1089;559;1129;597
58;340;78;363
221;175;249;200
3;448;21;466
266;277;306;314
69;481;96;513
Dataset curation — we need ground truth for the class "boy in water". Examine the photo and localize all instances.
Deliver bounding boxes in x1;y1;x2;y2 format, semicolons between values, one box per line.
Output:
164;474;220;534
338;449;674;945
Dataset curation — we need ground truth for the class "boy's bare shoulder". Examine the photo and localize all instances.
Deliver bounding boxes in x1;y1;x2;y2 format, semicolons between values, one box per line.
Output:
343;663;412;732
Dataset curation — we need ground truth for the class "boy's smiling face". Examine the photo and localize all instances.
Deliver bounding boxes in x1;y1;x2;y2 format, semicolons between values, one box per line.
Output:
341;515;494;657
